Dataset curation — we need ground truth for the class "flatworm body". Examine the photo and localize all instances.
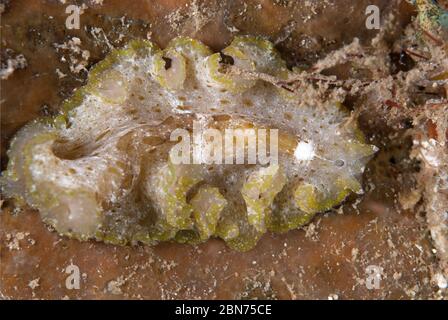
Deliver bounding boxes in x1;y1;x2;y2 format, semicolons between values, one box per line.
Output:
1;37;377;251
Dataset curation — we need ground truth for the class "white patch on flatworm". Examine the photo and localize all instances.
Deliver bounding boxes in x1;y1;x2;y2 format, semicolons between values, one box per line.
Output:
294;141;315;162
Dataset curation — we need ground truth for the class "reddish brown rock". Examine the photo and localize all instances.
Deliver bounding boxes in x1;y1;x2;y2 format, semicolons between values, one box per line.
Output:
0;0;443;299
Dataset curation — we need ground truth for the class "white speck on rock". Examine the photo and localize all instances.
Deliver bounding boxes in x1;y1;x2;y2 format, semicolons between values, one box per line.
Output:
28;278;40;290
107;276;125;295
434;273;447;289
328;293;339;300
